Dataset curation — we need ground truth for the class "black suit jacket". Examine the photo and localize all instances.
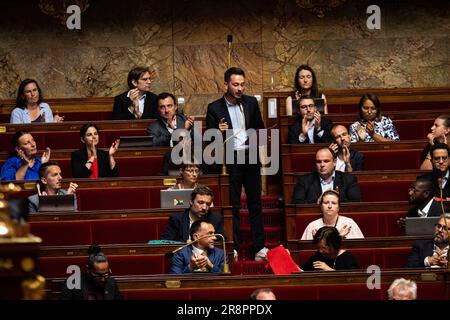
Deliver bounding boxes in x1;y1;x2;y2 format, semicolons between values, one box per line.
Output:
160;208;227;242
407;199;443;217
206;95;265;133
349;148;365;171
287;116;333;144
112;91;158;120
418;170;450;199
405;239;435;268
71;148;119;178
292;170;361;204
147;113;189;147
60;273;123;300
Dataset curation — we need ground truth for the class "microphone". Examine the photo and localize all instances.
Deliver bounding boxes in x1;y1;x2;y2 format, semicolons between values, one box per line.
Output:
172;233;230;273
227;35;233;68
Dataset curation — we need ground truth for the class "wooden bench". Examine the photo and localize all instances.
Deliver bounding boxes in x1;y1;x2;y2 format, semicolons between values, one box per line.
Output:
8;175;229;209
281;141;427;172
47;268;450;300
283;170;422;204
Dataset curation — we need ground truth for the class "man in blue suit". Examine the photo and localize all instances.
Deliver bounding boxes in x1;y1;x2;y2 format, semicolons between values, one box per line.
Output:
169;220;227;274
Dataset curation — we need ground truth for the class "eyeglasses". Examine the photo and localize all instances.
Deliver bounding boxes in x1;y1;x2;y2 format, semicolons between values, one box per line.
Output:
91;269;112;279
434;223;449;232
184;169;201;175
299;104;315;110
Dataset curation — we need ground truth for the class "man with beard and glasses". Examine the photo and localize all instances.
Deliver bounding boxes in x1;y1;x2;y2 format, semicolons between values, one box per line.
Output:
405;214;450;268
60;245;122;300
418;143;450;199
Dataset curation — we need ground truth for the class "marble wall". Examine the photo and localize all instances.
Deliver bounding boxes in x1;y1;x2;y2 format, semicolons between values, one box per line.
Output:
0;0;448;115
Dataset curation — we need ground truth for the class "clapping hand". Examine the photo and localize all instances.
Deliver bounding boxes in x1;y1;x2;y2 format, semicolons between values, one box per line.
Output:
339;224;352;238
41;147;51;163
109;139;120;156
355;123;367;141
366;121;375;136
53;113;65;122
329;143;339;155
301;115;310;135
313;111;322;131
184;115;195;130
67;182;78;194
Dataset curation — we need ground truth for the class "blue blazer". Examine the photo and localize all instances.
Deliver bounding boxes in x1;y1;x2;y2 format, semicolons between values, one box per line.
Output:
169;246;227;274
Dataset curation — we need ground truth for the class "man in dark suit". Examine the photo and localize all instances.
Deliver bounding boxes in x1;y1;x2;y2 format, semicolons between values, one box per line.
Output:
112;66;158;120
161;185;227;242
329;124;364;172
206;67;268;261
287;95;333;144
292;147;361;204
169;220;228;274
147;92;195;147
405;215;449;268
418;143;450;199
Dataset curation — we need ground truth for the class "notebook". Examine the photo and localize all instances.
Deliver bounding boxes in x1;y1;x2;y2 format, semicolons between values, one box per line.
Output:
119;136;153;148
405;216;440;236
160;189;193;209
38;194;76;212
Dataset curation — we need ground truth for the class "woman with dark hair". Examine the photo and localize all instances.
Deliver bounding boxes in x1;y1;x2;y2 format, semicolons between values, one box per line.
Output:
301;190;364;240
60;245;122;300
10;79;64;123
349;93;400;142
300;226;359;271
293;64;328;114
168;163;202;190
71;123;120;178
420;115;450;170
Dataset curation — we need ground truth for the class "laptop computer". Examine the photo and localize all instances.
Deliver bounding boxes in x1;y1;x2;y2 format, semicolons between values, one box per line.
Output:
119;136;153;148
405;216;440;236
160;189;193;209
38;194;76;212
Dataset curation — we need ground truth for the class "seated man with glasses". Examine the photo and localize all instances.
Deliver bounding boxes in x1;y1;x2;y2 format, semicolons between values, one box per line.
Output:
161;185;227;243
60;245;122;300
288;95;333;144
418;143;450;199
405;214;450;268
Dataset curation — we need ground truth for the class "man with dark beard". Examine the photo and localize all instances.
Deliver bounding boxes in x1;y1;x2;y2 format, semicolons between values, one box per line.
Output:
405;214;450;268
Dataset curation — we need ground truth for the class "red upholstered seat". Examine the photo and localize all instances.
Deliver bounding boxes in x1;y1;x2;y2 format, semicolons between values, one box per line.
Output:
39;255;166;278
91;219;163;244
288;150;422;172
360;181;411;202
30;217;168;246
30;221;92;246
